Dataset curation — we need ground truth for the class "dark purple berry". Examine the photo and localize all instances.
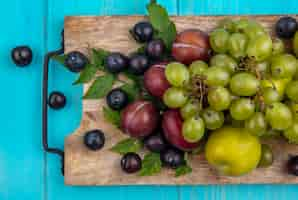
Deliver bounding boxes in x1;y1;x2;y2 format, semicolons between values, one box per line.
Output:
11;46;33;67
105;52;128;73
64;51;88;73
131;21;154;43
160;148;185;169
287;155;298;176
121;153;142;173
48;91;66;110
146;39;165;59
129;54;150;75
84;130;105;151
275;16;297;39
144;134;167;153
106;88;128;110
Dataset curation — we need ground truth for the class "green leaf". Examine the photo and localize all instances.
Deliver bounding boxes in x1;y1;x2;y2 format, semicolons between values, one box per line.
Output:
73;64;98;85
147;2;170;31
158;22;177;49
123;71;143;85
111;138;143;155
146;2;177;50
175;165;192;177
91;48;109;70
83;74;115;99
52;55;66;65
120;83;140;102
102;106;121;127
139;152;162;176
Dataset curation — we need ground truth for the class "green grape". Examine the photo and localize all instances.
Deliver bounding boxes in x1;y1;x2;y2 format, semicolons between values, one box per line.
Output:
294;31;298;57
228;33;248;59
210;28;230;53
165;62;190;87
163;87;188;108
255;60;270;77
209;54;237;74
229;98;255;120
286;81;298;102
218;18;235;32
284;122;298;144
182;116;205;142
260;78;291;97
180;99;201;119
272;38;285;55
287;101;298;121
233;19;250;32
271;54;297;79
246;34;272;62
229;72;260;96
262;87;281;105
204;66;230;87
243;21;266;40
244;112;267;137
202;108;224;130
189;60;208;77
265;102;293;130
207;86;231;111
258;144;274;168
261;129;281;139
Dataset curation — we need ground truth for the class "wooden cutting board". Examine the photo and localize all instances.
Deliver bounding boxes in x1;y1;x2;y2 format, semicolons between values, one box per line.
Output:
63;15;298;185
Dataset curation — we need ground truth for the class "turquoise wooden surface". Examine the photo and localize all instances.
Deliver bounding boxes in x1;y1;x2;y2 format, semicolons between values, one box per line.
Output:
1;0;298;199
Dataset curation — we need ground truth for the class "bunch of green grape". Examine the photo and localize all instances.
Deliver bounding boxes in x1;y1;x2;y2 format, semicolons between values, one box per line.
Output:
162;18;298;144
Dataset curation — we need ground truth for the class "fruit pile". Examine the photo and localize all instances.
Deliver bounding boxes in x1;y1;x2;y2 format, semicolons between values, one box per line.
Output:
56;2;298;177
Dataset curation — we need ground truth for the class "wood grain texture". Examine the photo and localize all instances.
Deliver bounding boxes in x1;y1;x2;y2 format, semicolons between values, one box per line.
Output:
63;15;298;185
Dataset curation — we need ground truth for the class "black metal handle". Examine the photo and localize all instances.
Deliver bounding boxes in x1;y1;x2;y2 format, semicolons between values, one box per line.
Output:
42;31;65;175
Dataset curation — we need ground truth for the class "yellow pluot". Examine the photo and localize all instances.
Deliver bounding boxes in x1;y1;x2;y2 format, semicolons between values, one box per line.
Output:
205;126;261;176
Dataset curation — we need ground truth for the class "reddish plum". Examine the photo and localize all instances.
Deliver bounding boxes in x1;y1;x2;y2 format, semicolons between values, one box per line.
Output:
172;29;211;65
162;110;199;151
121;100;159;138
144;63;170;98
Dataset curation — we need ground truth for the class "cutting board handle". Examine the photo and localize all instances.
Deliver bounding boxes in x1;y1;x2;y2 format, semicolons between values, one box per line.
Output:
42;30;65;175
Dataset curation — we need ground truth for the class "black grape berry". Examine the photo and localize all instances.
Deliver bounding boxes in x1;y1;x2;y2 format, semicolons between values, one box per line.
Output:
121;152;142;173
48;91;66;110
146;39;165;59
106;88;128;110
275;16;297;39
131;21;154;43
11;46;33;67
144;134;167;153
160;148;185;169
105;52;128;73
64;51;88;73
84;129;105;151
287;155;298;176
128;54;150;75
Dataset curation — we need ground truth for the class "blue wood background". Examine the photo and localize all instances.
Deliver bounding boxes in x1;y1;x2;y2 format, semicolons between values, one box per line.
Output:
0;0;297;199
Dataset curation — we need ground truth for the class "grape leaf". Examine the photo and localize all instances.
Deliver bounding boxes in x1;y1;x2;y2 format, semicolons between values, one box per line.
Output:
147;2;170;31
91;48;109;70
102;106;121;127
158;21;177;49
175;165;192;177
83;74;115;99
73;64;97;85
111;138;143;155
120;83;140;102
146;1;177;50
139;152;162;176
52;54;66;65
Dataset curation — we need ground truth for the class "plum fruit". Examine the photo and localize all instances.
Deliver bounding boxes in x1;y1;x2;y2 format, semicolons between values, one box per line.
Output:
162;110;199;151
121;100;159;138
172;29;211;65
144;63;170;98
